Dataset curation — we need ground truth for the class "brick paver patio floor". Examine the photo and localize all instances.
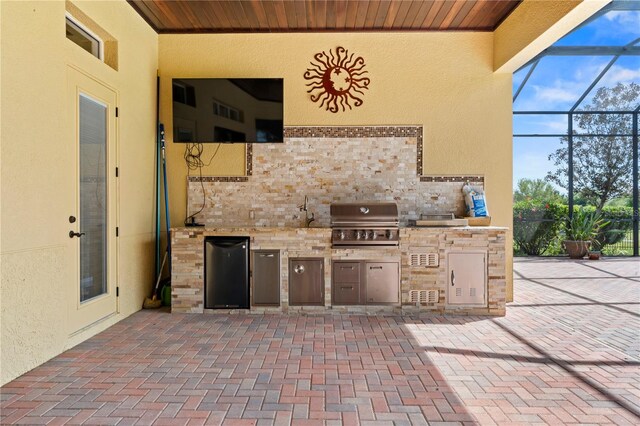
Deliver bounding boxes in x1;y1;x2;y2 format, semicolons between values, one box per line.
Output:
1;258;639;425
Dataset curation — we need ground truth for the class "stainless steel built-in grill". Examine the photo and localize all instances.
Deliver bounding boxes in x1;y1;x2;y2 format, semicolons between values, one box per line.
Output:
330;203;399;248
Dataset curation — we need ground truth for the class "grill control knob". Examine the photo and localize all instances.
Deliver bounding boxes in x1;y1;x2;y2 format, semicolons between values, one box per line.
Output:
371;231;378;240
363;230;370;240
355;230;363;240
386;230;394;240
338;231;346;240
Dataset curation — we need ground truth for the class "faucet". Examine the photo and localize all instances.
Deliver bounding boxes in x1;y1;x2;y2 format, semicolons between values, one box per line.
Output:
305;213;315;228
298;195;315;228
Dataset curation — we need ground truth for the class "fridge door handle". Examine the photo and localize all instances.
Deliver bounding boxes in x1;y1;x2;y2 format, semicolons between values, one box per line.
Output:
214;241;243;248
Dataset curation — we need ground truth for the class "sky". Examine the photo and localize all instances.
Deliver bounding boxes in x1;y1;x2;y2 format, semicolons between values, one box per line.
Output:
512;7;640;194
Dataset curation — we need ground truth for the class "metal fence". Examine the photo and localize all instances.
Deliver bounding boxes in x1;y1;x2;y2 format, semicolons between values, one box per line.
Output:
513;218;636;257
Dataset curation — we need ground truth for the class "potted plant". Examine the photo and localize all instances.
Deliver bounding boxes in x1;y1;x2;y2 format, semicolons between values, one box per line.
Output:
562;209;608;259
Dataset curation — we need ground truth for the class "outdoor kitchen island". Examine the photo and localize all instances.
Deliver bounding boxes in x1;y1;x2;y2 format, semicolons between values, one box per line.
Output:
171;225;507;316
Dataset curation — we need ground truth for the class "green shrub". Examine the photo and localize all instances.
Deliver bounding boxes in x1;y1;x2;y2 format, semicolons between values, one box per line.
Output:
597;206;634;246
562;208;609;244
513;200;633;256
562;205;633;247
513;201;564;255
512;203;633;256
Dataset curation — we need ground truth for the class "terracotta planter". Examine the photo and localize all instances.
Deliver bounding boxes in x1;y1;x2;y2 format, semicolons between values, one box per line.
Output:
563;240;591;259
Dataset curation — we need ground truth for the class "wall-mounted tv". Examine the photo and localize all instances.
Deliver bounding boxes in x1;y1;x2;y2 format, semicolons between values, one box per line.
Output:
172;78;284;143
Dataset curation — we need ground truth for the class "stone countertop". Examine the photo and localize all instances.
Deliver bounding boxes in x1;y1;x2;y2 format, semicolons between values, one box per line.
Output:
171;225;509;232
172;226;331;232
404;225;509;230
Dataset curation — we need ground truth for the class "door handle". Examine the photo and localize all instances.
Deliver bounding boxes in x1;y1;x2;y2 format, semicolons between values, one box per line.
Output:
451;270;455;286
294;264;305;274
259;253;275;258
69;231;85;238
369;266;383;270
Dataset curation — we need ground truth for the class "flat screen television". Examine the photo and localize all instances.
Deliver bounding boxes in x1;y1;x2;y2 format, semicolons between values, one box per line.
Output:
172;78;284;143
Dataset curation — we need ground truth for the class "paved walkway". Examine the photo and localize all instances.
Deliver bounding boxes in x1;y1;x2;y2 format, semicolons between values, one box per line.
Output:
1;258;639;425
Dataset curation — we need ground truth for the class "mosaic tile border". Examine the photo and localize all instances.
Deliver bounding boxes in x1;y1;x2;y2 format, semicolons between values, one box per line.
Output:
246;143;253;176
188;176;249;183
283;126;422;139
421;175;485;183
189;126;480;184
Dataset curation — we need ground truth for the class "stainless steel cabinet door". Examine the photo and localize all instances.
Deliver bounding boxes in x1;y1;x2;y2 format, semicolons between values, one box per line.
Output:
366;262;399;304
253;250;280;306
332;261;361;305
289;258;324;306
447;252;486;305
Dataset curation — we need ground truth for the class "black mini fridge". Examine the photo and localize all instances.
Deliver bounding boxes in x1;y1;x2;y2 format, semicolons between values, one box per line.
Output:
205;236;250;309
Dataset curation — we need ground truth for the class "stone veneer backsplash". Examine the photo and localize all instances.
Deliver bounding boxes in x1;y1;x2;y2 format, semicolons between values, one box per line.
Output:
188;126;483;227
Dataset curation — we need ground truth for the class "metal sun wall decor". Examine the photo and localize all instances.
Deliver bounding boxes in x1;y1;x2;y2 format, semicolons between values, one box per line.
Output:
304;46;370;113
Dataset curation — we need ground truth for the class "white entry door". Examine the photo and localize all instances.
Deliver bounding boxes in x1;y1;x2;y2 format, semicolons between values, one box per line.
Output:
67;67;118;333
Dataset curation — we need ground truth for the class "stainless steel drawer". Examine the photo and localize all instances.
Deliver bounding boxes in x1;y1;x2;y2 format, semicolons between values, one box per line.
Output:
332;283;361;305
333;262;361;283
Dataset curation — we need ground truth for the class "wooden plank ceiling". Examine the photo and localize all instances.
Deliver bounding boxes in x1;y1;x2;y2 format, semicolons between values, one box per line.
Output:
127;0;522;33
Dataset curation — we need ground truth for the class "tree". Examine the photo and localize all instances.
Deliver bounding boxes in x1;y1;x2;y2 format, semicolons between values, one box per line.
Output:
513;178;565;203
546;82;638;211
606;196;633;208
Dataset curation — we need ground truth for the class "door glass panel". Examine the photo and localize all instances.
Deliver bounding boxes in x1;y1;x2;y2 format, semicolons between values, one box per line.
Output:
79;94;107;302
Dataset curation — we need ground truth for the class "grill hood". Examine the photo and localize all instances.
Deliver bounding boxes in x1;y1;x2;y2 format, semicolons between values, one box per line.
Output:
330;203;399;227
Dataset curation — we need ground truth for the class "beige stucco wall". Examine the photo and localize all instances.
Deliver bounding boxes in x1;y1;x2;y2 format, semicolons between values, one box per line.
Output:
494;0;609;73
0;0;157;385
